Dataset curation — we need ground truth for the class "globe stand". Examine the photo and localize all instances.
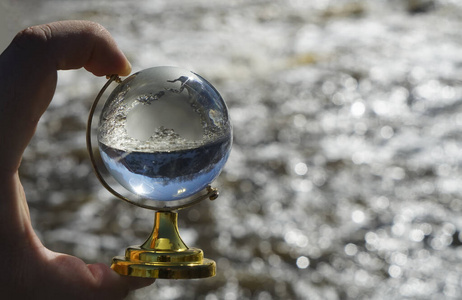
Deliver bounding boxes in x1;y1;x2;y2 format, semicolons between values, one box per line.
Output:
111;211;216;279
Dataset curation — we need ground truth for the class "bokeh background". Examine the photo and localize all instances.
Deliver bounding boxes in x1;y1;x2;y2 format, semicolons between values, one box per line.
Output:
2;0;462;299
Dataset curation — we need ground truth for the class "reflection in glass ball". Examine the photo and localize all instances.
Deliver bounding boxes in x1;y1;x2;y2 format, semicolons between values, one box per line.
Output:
98;66;232;201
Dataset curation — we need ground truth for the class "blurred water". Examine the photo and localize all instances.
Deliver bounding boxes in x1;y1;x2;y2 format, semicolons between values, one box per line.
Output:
6;0;462;299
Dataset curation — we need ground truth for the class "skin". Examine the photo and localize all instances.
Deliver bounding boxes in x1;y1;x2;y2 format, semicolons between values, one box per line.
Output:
0;20;154;299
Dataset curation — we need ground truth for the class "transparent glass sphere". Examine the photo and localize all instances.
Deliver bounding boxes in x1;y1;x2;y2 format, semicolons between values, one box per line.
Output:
98;66;232;202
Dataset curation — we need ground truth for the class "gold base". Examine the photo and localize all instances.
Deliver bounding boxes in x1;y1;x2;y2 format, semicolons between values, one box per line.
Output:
111;251;216;279
111;211;216;279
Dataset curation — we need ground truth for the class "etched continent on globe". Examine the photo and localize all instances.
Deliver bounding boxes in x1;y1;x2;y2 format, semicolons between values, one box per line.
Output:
98;66;232;201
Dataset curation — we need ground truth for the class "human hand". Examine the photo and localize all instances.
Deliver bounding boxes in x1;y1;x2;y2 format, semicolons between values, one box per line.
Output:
0;20;154;299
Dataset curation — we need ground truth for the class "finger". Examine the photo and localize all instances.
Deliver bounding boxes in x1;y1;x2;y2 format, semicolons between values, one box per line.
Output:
10;20;131;76
0;20;131;173
87;263;155;298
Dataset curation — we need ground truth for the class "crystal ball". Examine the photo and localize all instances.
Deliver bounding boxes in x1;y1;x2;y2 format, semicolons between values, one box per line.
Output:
98;66;232;201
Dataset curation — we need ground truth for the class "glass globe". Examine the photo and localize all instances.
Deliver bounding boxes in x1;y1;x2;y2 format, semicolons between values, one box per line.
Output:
97;66;232;202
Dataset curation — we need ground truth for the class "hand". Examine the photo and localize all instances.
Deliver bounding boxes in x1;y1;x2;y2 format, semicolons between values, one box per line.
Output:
0;21;154;299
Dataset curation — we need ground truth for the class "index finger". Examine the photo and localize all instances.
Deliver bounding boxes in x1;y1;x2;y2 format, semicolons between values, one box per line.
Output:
0;20;131;173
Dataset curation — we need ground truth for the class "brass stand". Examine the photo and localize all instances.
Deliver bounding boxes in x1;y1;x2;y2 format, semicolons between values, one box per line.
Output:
111;211;216;279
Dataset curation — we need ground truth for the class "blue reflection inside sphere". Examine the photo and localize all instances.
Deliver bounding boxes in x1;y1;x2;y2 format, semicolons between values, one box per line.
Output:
98;66;232;201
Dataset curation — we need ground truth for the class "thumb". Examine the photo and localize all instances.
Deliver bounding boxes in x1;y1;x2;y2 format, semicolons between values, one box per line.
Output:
88;263;155;296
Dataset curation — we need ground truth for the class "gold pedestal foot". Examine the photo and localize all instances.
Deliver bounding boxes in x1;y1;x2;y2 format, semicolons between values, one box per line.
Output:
111;211;216;279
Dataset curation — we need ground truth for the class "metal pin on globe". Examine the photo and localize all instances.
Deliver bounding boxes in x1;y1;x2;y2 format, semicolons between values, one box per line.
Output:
86;67;232;279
